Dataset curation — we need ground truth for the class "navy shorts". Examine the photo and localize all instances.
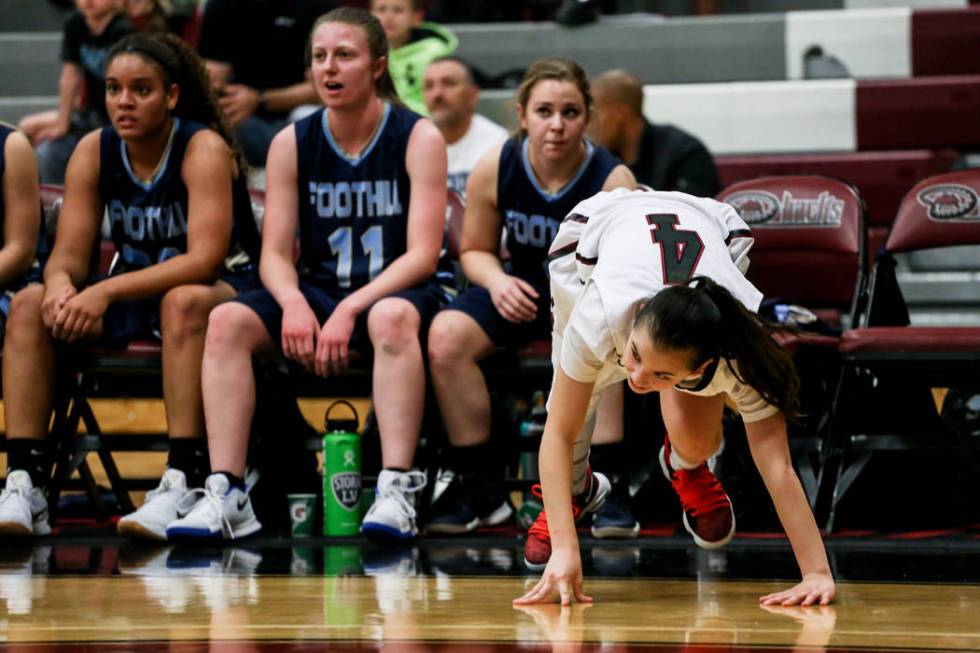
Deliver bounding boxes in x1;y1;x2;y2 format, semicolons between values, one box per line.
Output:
100;269;261;343
445;280;551;348
233;277;445;356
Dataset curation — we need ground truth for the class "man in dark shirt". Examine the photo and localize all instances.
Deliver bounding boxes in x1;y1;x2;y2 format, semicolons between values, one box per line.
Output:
590;68;720;198
197;0;334;167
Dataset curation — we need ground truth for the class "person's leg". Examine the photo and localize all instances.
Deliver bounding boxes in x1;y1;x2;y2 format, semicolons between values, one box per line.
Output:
590;382;641;538
427;309;496;448
202;301;276;477
524;399;609;571
426;307;514;534
165;294;277;541
361;296;433;541
659;389;733;549
0;286;58;535
117;282;238;540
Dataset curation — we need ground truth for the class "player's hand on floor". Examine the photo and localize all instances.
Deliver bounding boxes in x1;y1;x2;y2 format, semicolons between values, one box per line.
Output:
759;572;836;606
513;549;591;606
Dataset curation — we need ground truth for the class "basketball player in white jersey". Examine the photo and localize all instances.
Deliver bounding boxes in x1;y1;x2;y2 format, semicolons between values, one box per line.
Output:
515;187;835;607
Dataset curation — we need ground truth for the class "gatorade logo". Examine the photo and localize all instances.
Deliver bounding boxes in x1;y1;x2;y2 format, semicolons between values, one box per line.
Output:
331;472;361;511
291;502;308;522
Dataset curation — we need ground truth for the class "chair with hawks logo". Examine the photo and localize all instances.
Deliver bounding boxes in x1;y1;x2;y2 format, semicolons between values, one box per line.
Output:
717;175;868;508
817;169;980;530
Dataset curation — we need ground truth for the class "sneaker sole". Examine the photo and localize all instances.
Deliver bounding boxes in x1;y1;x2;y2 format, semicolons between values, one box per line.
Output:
0;521;34;536
591;521;640;539
166;519;262;541
683;508;735;550
426;502;514;535
361;522;417;541
117;520;167;541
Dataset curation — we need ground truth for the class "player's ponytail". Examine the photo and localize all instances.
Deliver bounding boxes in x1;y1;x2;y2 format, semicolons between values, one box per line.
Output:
107;33;248;175
634;276;800;419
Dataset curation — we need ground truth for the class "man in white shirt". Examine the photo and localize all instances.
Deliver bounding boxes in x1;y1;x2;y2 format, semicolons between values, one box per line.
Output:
423;57;508;198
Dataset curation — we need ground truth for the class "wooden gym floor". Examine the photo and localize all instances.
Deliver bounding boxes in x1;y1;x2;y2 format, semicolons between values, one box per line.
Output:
0;533;977;651
0;399;978;651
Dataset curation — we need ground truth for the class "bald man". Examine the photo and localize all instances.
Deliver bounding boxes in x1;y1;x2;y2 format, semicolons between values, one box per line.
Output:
591;69;720;198
423;56;508;198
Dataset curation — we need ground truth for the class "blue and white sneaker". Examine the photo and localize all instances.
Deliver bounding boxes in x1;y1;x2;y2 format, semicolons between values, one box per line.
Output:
361;469;427;541
165;473;261;541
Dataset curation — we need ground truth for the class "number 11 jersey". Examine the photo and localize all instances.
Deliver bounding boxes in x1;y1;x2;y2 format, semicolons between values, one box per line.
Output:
296;103;420;290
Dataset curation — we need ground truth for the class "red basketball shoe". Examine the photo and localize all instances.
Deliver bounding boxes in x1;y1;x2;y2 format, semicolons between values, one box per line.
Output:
523;469;611;571
659;435;735;549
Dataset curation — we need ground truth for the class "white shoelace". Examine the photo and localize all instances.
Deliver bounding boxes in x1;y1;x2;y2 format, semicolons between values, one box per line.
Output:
377;470;428;519
0;486;25;507
181;487;235;539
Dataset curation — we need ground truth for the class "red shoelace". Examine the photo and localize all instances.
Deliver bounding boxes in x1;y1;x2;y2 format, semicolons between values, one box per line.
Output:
527;483;586;540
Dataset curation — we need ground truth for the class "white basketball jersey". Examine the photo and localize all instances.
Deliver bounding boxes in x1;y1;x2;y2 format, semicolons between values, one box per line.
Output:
548;188;769;416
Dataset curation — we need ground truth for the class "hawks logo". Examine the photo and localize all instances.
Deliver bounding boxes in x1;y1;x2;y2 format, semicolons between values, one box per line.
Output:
331;472;361;511
726;190;844;227
724;191;780;224
916;184;980;221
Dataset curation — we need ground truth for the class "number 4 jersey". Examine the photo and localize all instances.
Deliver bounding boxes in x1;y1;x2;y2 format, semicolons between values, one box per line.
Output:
549;188;774;419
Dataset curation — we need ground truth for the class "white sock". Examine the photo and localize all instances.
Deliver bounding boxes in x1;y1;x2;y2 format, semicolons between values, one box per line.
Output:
669;439;723;471
669;448;700;470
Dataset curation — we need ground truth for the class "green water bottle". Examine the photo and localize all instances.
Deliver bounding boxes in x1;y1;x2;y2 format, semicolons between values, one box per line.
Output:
322;401;362;536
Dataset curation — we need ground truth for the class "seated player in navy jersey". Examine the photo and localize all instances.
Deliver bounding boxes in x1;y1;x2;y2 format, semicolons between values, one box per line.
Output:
0;124;43;342
168;7;448;541
0;33;261;539
425;58;636;536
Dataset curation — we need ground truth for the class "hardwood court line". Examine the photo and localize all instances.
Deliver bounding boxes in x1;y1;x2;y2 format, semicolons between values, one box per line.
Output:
2;576;978;649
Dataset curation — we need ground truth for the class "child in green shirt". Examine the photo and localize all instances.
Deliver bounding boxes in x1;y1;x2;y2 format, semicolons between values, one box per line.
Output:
372;0;458;115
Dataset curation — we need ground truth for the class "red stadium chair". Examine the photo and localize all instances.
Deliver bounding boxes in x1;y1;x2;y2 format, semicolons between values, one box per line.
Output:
817;169;980;530
718;175;869;505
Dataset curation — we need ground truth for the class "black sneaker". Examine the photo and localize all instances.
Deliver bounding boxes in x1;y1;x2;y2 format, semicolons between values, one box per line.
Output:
591;478;640;539
426;474;513;534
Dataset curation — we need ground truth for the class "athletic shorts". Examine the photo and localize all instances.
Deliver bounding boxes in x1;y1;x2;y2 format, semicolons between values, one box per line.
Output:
444;280;551;348
100;269;260;343
233;277;445;356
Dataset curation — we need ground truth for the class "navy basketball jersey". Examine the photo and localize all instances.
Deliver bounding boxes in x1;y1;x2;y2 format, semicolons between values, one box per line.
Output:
296;104;420;289
497;137;619;285
99;118;260;274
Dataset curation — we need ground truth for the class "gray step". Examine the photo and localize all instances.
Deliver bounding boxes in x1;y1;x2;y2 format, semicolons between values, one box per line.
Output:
0;0;70;31
455;14;786;84
0;33;62;95
0;96;58;125
898;270;980;305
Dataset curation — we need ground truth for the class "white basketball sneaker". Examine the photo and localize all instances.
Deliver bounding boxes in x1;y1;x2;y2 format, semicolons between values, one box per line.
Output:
0;471;51;536
117;468;195;541
166;473;261;541
361;469;427;541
